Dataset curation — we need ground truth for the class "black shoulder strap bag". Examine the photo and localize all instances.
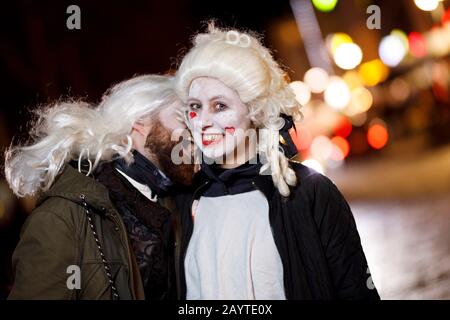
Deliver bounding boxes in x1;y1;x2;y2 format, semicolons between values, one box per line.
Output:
79;194;120;300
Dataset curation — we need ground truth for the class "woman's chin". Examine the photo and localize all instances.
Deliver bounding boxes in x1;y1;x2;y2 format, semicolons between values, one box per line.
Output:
202;149;226;162
199;145;230;163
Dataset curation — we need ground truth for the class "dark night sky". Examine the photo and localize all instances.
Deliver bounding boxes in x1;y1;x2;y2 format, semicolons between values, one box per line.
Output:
0;0;415;143
0;0;292;142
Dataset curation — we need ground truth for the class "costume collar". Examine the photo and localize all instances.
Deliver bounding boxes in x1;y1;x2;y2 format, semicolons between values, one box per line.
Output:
199;156;274;199
200;158;261;182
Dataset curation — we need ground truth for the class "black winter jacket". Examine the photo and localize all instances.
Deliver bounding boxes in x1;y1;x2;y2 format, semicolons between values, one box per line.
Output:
176;161;380;300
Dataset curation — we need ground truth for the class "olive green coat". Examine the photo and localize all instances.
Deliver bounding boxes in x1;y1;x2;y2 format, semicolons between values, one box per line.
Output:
8;165;145;300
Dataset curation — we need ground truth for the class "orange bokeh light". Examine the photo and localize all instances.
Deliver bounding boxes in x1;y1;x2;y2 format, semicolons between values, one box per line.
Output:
367;124;389;149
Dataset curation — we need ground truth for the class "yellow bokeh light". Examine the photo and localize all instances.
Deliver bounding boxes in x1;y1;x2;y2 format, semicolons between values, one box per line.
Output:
358;59;390;86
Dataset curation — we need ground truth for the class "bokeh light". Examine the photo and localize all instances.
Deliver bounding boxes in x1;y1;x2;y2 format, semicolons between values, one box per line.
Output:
333;42;363;70
311;135;333;160
442;7;450;24
414;0;439;11
304;67;329;93
345;86;373;116
330;136;350;160
379;34;407;67
349;111;368;127
333;116;353;138
290;81;312;105
367;120;389;149
343;70;363;89
327;32;353;54
391;29;409;51
312;0;339;12
324;76;351;110
358;59;390;87
427;27;449;57
389;78;411;103
291;125;313;151
408;32;427;58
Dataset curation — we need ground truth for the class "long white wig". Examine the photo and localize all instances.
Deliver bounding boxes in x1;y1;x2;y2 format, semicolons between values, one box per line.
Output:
175;24;303;197
5;74;177;197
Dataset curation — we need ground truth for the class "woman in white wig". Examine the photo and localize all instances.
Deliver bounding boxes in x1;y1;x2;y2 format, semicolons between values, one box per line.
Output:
4;74;192;299
174;24;380;300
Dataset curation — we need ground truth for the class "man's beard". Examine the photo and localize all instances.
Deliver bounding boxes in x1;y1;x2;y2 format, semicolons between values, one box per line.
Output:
144;120;195;186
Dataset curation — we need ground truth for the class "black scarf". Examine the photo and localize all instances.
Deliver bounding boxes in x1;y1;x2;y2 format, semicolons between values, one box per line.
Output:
199;157;263;197
114;150;174;198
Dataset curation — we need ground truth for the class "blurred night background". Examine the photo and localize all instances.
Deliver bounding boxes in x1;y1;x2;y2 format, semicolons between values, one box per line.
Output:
1;0;449;299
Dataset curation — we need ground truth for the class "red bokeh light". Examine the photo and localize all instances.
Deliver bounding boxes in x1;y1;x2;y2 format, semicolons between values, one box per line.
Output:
333;117;353;138
408;32;427;58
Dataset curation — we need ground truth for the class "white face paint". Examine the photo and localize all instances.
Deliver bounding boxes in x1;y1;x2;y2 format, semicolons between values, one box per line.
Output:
187;77;254;166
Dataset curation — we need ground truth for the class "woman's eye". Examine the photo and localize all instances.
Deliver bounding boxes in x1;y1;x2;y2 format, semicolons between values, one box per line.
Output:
215;103;228;111
189;103;201;110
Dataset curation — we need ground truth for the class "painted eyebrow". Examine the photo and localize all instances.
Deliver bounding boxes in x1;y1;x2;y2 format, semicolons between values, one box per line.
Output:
187;96;227;104
210;95;226;101
186;98;201;104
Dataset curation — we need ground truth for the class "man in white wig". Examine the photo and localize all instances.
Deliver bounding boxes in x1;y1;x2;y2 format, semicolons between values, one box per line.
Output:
174;24;380;300
4;74;194;299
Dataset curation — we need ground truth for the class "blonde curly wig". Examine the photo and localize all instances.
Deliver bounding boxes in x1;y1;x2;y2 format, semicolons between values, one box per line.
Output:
175;23;303;196
5;74;177;197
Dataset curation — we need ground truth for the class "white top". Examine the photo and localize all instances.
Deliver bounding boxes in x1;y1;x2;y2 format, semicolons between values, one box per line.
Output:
115;168;158;202
184;190;286;300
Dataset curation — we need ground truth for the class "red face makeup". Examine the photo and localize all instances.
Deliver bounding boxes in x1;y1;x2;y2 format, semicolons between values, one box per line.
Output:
225;127;236;135
189;111;197;119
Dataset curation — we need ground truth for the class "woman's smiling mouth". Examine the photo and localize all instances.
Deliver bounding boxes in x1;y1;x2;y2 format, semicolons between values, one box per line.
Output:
201;127;235;146
201;133;223;146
